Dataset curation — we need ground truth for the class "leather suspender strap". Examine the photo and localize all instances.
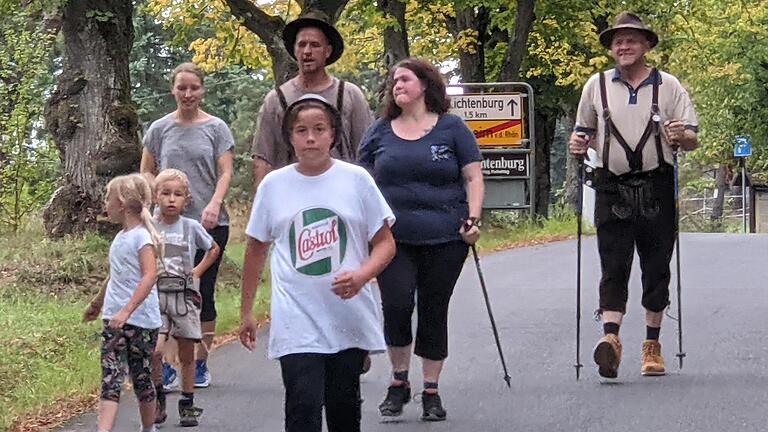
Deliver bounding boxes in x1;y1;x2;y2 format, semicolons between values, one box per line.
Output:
651;69;664;166
276;86;288;111
336;79;345;113
599;72;611;168
598;68;664;174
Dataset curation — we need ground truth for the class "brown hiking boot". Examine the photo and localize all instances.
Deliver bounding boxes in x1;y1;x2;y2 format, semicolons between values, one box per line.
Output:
641;340;666;376
593;333;622;378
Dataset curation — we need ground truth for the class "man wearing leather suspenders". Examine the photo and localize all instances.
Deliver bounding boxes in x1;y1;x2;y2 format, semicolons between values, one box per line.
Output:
569;12;699;379
252;12;374;190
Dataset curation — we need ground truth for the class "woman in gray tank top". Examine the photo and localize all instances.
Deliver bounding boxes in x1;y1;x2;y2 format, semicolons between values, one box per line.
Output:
140;62;234;390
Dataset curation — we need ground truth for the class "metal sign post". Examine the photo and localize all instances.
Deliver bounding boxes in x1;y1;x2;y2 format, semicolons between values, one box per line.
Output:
735;135;752;233
448;83;535;214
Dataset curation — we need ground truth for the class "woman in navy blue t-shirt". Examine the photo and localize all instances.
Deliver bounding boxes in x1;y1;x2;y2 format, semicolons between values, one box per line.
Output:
359;57;484;422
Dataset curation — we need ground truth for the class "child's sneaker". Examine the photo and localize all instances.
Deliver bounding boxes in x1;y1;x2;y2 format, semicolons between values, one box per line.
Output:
162;363;180;392
194;360;210;388
179;401;203;427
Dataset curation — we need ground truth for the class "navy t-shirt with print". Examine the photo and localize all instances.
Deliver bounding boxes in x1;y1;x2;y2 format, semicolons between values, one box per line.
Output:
358;114;482;245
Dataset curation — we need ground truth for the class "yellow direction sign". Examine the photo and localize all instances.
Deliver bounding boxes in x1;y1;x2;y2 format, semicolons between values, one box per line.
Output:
450;93;525;147
466;119;523;147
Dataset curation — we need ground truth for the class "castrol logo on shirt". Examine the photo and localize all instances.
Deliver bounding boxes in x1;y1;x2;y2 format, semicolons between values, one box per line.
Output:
289;208;348;276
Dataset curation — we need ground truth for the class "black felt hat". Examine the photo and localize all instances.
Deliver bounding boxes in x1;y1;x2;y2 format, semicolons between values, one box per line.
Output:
283;11;344;65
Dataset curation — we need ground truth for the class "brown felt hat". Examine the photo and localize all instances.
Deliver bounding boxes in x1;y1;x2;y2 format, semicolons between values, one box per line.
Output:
599;12;658;49
283;11;344;65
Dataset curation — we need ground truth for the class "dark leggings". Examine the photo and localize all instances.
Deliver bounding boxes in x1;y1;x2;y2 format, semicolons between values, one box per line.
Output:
377;241;469;360
279;349;367;432
195;225;229;322
100;322;158;403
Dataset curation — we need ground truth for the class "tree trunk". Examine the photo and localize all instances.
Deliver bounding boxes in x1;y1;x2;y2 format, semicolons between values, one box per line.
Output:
498;0;535;82
711;164;727;220
377;0;409;70
534;107;555;217
445;4;488;83
225;0;349;86
43;0;139;237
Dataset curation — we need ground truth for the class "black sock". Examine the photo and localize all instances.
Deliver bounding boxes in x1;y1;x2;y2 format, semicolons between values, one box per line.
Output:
424;381;438;393
646;326;661;340
603;322;620;336
180;392;194;407
393;370;409;384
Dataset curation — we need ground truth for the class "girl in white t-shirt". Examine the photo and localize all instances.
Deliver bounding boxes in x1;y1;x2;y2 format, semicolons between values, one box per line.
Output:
240;94;396;432
83;173;163;432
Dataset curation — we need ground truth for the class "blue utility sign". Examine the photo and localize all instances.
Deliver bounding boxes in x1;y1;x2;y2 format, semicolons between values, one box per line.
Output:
734;136;752;157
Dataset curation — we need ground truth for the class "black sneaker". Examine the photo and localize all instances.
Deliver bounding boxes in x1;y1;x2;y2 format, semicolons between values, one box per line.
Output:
179;403;203;427
378;384;410;417
420;391;446;422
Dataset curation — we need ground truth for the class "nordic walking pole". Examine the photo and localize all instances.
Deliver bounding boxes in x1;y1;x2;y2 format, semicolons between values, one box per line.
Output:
467;241;512;388
574;132;587;380
672;148;686;369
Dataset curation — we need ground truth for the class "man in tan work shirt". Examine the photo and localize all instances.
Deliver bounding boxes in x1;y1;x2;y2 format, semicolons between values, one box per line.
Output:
251;11;374;189
569;12;698;380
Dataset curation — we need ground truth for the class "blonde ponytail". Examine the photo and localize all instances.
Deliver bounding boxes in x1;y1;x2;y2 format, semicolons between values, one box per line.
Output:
106;173;165;258
141;206;164;259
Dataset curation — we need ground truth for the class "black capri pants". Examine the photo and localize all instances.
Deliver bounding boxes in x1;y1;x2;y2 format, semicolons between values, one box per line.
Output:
377;240;469;361
594;165;676;314
195;225;229;322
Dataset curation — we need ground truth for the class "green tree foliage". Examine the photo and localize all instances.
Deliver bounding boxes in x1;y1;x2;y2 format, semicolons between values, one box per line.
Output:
131;3;274;202
0;4;59;232
663;1;768;178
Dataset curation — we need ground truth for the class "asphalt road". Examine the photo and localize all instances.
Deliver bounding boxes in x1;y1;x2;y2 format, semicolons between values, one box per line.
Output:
59;233;768;432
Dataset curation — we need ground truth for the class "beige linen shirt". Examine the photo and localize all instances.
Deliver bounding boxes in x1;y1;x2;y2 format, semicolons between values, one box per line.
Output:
575;68;698;175
252;77;374;168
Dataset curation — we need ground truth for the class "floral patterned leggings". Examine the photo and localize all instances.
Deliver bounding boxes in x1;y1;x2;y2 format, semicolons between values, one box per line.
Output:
100;321;158;403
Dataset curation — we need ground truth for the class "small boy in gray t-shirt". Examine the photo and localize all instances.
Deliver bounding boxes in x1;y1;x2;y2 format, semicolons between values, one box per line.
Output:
151;169;220;427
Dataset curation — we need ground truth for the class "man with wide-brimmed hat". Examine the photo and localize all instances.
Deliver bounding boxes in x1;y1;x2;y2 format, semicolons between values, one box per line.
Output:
251;11;374;190
568;12;698;379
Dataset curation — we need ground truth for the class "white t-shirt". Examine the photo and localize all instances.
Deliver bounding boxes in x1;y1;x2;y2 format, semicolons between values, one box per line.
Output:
103;226;162;329
246;160;395;359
